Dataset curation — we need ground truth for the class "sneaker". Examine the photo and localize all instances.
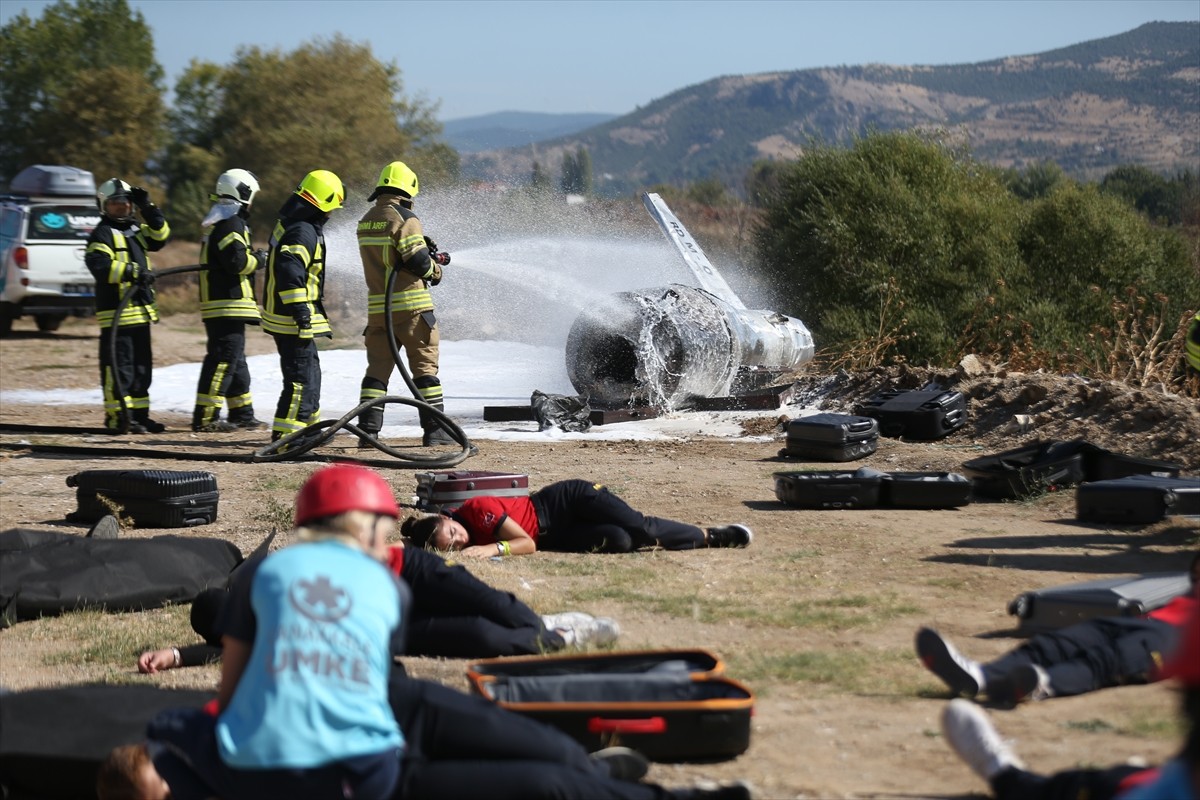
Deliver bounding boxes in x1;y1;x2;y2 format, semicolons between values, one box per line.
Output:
941;699;1023;783
541;612;621;647
705;524;752;548
915;627;986;698
590;746;649;782
86;514;120;539
989;663;1052;707
193;420;238;433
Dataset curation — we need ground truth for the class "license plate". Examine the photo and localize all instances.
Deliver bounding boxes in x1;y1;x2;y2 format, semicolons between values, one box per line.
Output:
62;283;94;296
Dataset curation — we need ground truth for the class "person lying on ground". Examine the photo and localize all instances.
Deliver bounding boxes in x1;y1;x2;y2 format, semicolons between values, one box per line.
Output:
401;478;752;558
939;596;1200;800
112;671;758;800
917;552;1199;707
138;463;755;800
137;543;618;673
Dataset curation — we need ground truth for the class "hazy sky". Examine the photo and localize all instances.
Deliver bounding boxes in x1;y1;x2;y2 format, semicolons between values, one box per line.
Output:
3;0;1197;121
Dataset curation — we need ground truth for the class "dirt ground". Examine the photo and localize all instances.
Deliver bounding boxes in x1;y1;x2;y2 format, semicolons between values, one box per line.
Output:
1;312;1197;800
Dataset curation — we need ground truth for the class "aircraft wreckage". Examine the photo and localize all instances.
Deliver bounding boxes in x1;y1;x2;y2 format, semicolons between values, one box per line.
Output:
565;193;815;410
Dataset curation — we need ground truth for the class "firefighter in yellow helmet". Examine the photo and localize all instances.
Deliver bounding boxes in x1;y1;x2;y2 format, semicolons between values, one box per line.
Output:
84;179;172;433
261;169;343;443
356;161;454;446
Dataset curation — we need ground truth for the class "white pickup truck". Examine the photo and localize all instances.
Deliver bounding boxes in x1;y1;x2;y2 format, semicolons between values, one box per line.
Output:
0;165;101;336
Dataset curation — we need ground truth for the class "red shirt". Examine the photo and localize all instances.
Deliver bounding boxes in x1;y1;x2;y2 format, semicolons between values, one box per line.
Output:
1146;593;1196;627
451;496;541;546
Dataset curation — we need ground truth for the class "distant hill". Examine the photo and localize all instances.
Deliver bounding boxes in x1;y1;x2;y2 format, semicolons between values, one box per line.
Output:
442;111;618;154
460;22;1200;195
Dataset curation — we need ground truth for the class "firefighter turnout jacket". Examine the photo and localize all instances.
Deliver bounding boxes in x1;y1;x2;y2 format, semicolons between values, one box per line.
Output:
358;197;438;318
85;207;171;329
262;216;331;338
200;214;264;322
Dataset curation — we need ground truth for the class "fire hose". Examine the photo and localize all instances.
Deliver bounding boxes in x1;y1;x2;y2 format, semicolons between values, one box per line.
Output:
1;251;476;469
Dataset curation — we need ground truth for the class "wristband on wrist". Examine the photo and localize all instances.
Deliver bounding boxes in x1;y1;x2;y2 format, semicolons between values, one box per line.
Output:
172;647;181;668
498;541;512;557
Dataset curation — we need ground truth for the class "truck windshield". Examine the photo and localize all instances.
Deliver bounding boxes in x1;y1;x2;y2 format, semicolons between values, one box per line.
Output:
26;205;100;240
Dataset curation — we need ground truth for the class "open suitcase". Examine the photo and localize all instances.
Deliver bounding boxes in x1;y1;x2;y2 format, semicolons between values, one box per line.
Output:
466;650;753;762
780;413;879;462
961;441;1089;499
65;469;218;528
414;470;530;511
1007;572;1192;634
854;388;967;440
773;468;884;509
1076;474;1200;524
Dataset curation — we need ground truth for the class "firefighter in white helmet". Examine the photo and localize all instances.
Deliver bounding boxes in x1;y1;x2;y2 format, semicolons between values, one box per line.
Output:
191;169;268;432
356;161;453;447
84;178;172;433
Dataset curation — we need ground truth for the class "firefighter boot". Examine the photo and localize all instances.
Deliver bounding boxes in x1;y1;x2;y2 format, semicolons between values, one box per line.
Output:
133;410;166;434
227;407;267;430
192;407;237;432
357;405;384;449
420;404;456;447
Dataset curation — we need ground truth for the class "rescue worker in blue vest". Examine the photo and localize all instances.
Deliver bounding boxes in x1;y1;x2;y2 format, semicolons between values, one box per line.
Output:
85;178;171;433
356;161;454;448
192;169;269;433
261;170;343;443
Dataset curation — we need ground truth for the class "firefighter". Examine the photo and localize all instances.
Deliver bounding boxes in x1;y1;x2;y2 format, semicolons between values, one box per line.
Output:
261;169;343;443
191;169;269;432
356;161;453;447
85;179;171;433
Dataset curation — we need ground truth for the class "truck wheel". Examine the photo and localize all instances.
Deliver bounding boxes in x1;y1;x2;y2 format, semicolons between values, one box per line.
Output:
36;313;67;332
0;302;17;337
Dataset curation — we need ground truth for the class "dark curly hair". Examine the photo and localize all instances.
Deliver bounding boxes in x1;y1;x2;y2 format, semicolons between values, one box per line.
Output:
400;514;441;547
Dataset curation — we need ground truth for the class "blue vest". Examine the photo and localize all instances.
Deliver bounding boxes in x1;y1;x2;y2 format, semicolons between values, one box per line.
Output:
216;540;404;768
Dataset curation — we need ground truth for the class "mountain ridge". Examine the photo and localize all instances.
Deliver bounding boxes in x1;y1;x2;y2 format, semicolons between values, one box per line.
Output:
458;21;1199;195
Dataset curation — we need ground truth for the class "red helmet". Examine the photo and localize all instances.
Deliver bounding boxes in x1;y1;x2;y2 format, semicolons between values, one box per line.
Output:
294;463;399;526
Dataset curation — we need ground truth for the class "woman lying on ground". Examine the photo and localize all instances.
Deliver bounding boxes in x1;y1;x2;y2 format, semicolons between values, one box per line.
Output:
401;478;753;558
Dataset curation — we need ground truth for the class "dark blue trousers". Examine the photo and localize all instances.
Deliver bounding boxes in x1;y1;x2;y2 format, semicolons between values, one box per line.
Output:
531;479;706;553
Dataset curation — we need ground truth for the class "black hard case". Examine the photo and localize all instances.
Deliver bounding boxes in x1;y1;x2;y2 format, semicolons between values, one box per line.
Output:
879;472;973;509
854;389;967;440
782;413;879;462
1076;475;1200;524
773;469;883;509
961;441;1088;499
65;469;218;528
414;470;530;511
467;650;753;763
1007;572;1192;634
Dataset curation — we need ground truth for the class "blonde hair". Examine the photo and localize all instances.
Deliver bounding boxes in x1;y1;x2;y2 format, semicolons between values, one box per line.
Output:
296;509;381;552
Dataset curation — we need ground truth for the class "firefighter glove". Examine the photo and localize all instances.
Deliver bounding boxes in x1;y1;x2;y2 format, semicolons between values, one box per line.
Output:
134;268;156;287
293;308;313;338
253;248;270;269
423;236;438;253
128;186;152;209
428;264;443;286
